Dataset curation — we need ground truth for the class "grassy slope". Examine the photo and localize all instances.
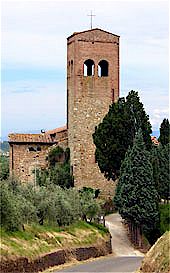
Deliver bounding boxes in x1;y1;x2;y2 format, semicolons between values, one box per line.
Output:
137;231;170;273
0;221;109;261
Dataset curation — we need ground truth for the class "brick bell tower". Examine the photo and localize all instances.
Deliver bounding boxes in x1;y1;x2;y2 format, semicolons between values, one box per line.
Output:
67;28;120;196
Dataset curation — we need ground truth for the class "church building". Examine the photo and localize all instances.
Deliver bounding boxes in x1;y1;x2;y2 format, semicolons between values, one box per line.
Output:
8;28;120;196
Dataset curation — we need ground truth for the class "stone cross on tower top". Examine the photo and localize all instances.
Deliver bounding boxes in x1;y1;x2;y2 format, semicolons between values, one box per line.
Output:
87;11;96;29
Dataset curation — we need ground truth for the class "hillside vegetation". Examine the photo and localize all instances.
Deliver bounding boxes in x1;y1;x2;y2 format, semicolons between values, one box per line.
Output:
0;221;109;262
137;231;170;273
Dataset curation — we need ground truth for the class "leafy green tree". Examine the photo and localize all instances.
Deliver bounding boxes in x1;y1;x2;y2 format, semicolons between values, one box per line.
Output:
114;130;159;246
0;172;103;231
93;91;152;180
37;147;74;188
47;146;65;168
158;118;170;146
93;97;132;179
0;181;22;231
79;190;101;222
0;179;36;231
0;155;9;180
49;163;74;188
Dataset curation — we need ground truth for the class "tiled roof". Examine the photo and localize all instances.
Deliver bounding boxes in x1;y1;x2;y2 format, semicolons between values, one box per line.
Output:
8;125;68;143
67;28;120;40
151;136;159;145
8;133;57;143
46;125;67;135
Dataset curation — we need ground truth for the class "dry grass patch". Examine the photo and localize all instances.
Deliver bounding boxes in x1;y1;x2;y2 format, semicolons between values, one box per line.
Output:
0;221;109;262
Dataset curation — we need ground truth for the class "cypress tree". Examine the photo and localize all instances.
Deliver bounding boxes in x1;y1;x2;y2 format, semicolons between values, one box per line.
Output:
150;143;170;202
158;118;170;146
114;129;159;246
93;91;152;180
93;97;132;179
158;143;170;202
125;91;152;150
150;145;160;192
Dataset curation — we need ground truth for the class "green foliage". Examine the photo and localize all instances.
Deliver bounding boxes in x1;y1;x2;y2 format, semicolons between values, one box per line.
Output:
0;180;36;231
151;144;170;201
37;147;74;188
150;146;160;190
0;155;9;180
93;91;152;180
1;220;109;260
93;97;131;179
0;181;22;231
101;198;116;215
114;130;159;241
79;189;102;222
125;91;152;150
158;144;170;201
80;187;100;198
47;146;65;167
159;204;170;234
0;178;102;232
158;118;170;146
49;163;74;188
89;222;109;235
0;141;9;152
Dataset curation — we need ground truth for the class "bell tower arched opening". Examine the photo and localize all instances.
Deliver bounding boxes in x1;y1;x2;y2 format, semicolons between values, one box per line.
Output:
98;60;108;77
84;59;95;76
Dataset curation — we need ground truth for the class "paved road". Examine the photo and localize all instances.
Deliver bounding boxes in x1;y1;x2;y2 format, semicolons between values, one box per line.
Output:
55;214;144;272
56;256;143;272
105;214;144;256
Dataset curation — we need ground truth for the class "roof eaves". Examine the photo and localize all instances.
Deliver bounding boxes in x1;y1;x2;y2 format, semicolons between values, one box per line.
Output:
67;28;120;40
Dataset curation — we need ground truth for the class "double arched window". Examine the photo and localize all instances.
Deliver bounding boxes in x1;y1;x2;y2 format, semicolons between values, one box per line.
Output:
83;59;109;77
84;59;94;76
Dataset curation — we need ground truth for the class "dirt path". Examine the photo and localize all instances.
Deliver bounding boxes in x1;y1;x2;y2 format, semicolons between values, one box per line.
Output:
105;213;144;257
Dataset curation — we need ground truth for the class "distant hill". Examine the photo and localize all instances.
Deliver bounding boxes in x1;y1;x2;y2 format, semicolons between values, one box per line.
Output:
0;141;9;152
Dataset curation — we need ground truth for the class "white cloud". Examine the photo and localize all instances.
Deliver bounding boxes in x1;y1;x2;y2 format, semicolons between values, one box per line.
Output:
1;0;169;137
1;81;67;136
2;1;168;69
2;31;66;69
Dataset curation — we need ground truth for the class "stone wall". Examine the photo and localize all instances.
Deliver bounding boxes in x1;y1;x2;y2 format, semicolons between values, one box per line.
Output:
9;143;52;183
67;29;119;196
9;132;68;183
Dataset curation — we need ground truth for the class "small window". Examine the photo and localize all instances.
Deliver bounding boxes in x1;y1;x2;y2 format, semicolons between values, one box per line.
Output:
28;146;41;152
98;60;108;77
84;59;95;76
71;60;73;74
28;147;36;152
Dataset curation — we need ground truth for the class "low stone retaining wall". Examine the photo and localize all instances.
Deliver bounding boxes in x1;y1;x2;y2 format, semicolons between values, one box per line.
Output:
0;238;112;273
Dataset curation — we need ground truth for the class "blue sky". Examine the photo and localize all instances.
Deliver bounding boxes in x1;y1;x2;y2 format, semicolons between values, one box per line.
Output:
1;0;169;139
